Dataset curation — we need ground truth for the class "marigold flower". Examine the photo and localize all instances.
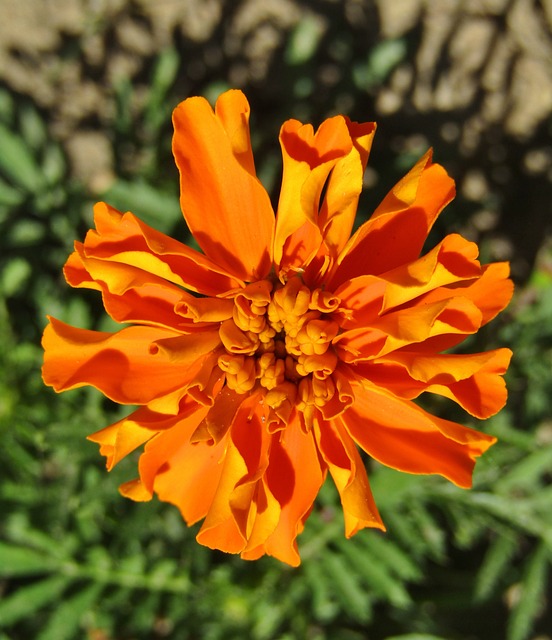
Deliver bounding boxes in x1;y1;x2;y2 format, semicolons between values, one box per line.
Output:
42;90;513;566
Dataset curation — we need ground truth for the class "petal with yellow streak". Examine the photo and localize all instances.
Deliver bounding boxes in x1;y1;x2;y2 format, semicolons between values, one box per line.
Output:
64;247;102;291
134;403;227;525
274;116;353;272
330;150;455;286
172;90;274;282
334;295;483;362
84;202;242;296
261;410;326;566
87;402;201;470
66;244;201;330
42;317;221;405
420;262;514;328
88;409;168;471
319;119;376;260
355;348;512;418
340;384;496;488
334;234;483;331
314;418;385;537
379;234;481;311
197;392;270;554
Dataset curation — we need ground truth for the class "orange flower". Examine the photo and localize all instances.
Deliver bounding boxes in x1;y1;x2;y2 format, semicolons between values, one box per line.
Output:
42;90;513;566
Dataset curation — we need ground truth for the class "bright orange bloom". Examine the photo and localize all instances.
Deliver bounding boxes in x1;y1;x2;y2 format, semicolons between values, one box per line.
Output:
42;90;513;566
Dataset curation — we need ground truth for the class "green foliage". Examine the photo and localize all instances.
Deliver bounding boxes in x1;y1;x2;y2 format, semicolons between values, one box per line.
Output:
1;50;551;640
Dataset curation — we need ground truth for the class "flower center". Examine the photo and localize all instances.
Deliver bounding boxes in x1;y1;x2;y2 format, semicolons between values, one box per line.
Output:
217;276;347;429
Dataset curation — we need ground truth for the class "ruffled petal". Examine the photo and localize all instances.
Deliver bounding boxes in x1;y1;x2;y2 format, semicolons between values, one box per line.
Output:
314;418;384;537
379;234;481;311
399;262;514;354
261;410;325;566
334;233;483;332
197;392;271;554
64;248;102;291
133;403;223;524
239;480;282;561
330;150;455;286
334;295;483;362
274;116;353;273
355;348;512;418
66;243;206;331
420;261;514;328
340;384;496;488
42;317;221;405
84;201;242;296
172;90;274;281
87;402;201;470
318;119;376;259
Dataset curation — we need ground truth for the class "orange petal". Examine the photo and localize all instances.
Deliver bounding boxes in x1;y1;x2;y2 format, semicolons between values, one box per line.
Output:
379;234;481;311
340;384;496;488
119;478;152;502
334;234;483;332
64;245;102;292
67;244;202;330
172;90;274;281
42;317;221;405
261;410;325;566
333;275;386;329
421;261;514;327
150;432;226;525
85;201;242;296
192;386;246;445
135;403;225;524
274;116;353;273
314;418;384;537
334;295;482;362
240;479;282;561
87;406;177;470
401;262;514;354
197;393;271;554
330;150;455;286
319;119;376;260
356;348;512;418
175;295;234;323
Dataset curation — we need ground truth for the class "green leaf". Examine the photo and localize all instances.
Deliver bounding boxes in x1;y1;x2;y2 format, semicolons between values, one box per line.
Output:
498;445;552;495
6;219;45;247
3;517;71;561
507;543;549;640
336;537;412;608
0;575;68;626
475;533;519;602
0;124;44;192
356;531;423;582
152;47;179;96
433;488;545;539
0;178;24;206
19;104;48;151
37;583;103;640
323;552;372;622
0;88;14;122
285;15;325;65
303;560;339;622
0;258;32;296
145;47;180;133
42;144;66;185
0;542;58;577
353;38;407;90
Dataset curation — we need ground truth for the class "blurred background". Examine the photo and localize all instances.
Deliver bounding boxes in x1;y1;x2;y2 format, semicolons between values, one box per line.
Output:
1;1;551;639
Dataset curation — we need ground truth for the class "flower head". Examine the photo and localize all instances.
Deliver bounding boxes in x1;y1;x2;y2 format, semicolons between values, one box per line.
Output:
42;90;513;566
